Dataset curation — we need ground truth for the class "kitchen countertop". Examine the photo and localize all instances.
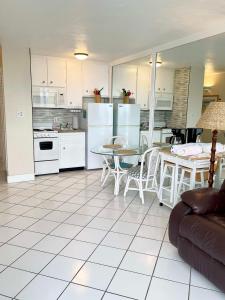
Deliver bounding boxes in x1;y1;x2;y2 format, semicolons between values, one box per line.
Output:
57;129;86;133
141;127;172;131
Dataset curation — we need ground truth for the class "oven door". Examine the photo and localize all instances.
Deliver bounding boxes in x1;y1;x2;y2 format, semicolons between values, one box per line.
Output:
34;138;59;161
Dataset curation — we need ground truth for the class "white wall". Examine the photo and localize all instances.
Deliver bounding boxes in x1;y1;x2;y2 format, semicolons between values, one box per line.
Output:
186;66;204;128
2;44;34;182
205;72;225;101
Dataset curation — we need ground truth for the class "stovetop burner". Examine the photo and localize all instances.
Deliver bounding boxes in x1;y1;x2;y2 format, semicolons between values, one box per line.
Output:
34;129;54;132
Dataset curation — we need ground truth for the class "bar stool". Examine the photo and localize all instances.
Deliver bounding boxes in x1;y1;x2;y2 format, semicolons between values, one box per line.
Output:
177;160;211;196
158;161;177;207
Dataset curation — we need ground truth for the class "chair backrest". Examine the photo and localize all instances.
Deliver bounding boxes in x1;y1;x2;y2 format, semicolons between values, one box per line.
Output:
110;136;127;145
140;134;149;147
140;147;160;179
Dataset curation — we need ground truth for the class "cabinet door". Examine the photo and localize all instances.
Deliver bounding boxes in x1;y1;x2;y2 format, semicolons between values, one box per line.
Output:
59;133;85;169
152;130;161;143
82;62;109;97
66;60;83;108
113;65;137;98
137;66;151;109
31;55;47;86
156;68;174;93
47;57;66;87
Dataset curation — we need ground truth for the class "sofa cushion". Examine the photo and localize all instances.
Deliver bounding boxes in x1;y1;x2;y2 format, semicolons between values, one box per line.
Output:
179;214;225;266
181;188;225;215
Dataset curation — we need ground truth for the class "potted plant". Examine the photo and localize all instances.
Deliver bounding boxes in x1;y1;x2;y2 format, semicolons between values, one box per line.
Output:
122;88;131;104
93;88;104;103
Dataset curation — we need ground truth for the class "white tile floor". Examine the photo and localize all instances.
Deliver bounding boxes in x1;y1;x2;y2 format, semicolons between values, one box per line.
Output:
0;169;224;300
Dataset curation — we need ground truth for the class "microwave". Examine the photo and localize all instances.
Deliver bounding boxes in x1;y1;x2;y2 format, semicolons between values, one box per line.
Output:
32;86;66;108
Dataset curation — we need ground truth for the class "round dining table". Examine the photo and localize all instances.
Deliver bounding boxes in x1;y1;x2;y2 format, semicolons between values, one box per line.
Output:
91;145;147;195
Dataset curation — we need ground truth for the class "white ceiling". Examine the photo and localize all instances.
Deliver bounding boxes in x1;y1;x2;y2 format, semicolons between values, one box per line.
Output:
158;32;225;72
1;0;225;61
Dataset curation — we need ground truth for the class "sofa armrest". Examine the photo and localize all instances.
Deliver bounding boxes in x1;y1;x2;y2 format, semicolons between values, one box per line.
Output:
169;202;191;247
181;188;225;215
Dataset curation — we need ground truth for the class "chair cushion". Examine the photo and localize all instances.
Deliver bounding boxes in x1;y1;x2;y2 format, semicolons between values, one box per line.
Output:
128;165;148;179
179;214;225;266
110;162;133;170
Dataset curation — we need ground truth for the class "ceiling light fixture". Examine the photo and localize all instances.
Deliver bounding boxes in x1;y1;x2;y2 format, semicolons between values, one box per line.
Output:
74;52;89;60
149;61;162;67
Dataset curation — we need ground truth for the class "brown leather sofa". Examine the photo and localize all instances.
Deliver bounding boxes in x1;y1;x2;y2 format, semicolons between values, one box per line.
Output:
169;181;225;293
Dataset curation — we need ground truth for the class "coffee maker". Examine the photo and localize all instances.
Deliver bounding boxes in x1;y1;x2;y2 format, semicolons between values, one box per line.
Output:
169;129;186;144
186;128;203;143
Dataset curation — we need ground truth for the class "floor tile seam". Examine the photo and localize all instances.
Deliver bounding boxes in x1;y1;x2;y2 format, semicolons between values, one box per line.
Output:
9;199;95;299
143;219;168;300
101;193;158;299
11;176;102;299
55;282;116;300
101;291;137;300
57;189;148;300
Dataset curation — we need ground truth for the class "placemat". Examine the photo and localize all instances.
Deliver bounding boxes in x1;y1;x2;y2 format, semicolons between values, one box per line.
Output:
116;149;137;155
103;144;122;149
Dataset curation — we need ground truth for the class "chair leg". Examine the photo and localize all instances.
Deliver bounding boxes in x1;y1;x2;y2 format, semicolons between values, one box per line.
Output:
200;171;205;187
101;168;110;187
101;165;106;182
139;180;144;204
124;176;131;198
177;169;185;196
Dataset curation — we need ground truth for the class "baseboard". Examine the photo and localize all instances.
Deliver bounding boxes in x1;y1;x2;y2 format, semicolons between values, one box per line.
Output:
7;173;35;183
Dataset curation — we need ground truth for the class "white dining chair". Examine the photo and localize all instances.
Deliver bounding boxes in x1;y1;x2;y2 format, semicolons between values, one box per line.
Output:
124;147;160;204
140;134;149;147
101;136;127;186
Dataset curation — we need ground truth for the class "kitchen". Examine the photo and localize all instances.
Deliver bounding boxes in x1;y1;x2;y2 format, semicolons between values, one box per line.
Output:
31;48;205;177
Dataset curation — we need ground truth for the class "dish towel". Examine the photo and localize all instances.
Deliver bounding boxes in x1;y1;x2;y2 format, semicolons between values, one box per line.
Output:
171;143;203;156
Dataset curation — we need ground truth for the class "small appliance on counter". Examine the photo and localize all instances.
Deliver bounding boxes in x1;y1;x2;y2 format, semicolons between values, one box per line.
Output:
33;129;59;175
72;115;79;130
186;128;203;143
169;128;186;144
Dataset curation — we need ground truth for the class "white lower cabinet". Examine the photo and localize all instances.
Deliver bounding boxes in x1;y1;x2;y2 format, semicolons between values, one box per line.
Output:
152;129;162;143
59;132;85;169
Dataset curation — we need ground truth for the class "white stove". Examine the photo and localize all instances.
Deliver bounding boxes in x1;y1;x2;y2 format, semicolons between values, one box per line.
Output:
33;129;58;139
33;129;59;175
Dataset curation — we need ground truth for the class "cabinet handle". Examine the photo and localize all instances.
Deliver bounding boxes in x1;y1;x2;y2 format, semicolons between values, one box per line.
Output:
50;80;53;84
42;80;45;84
63;147;66;150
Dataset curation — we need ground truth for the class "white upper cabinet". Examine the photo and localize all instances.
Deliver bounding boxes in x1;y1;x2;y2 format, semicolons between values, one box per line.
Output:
31;55;48;86
155;68;174;93
82;62;109;97
31;55;66;87
47;57;66;87
155;68;174;110
113;65;137;98
66;59;83;108
136;65;151;109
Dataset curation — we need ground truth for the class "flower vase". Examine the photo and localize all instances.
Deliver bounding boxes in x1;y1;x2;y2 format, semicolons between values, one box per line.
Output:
95;95;101;103
123;95;129;104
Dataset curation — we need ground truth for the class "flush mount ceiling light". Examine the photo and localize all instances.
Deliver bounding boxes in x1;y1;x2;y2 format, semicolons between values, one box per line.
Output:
149;61;162;67
74;52;89;60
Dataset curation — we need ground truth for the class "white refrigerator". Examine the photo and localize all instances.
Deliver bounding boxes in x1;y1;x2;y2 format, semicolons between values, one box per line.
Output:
113;104;140;146
85;103;113;170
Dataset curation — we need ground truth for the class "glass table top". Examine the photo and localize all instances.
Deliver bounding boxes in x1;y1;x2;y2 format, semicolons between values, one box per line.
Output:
91;145;148;156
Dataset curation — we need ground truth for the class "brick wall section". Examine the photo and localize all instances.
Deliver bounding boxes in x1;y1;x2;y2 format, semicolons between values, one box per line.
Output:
167;67;191;128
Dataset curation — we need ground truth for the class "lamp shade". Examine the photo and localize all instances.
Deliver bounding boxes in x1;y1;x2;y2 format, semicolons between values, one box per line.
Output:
196;101;225;131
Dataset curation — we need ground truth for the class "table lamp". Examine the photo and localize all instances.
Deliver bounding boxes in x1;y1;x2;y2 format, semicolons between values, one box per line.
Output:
197;101;225;187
